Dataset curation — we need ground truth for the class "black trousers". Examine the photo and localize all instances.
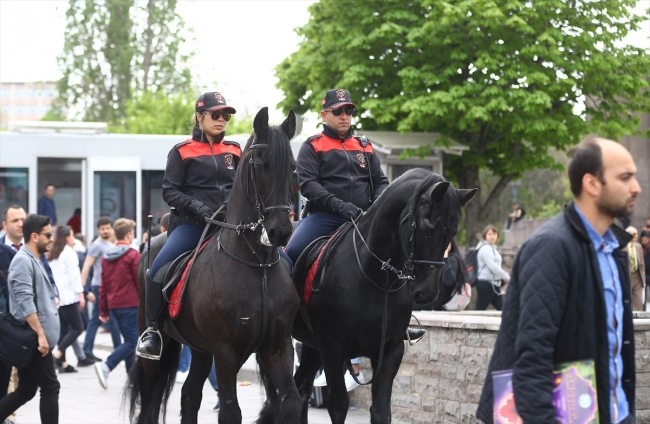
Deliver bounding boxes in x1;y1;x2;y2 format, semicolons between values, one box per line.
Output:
0;351;60;424
474;280;503;311
57;302;83;362
0;360;11;398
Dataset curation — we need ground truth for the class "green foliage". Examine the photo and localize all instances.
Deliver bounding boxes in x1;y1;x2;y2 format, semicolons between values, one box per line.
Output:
109;90;194;135
276;0;650;244
56;0;193;124
226;115;254;136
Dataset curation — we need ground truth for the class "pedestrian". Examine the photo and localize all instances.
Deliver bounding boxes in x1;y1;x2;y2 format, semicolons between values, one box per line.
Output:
505;202;526;230
66;208;81;235
642;231;650;310
0;242;14;423
160;212;170;233
0;214;60;424
37;184;57;227
94;218;140;389
48;226;94;372
413;239;467;310
81;217;121;362
474;225;510;311
136;91;242;360
626;226;646;311
477;136;641;423
643;218;650;233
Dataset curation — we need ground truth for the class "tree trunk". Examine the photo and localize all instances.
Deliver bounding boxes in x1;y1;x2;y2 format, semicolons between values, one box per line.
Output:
456;164;482;246
141;0;155;92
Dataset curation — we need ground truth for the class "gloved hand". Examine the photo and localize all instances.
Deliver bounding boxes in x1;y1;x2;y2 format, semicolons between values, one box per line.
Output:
189;200;214;220
335;201;362;221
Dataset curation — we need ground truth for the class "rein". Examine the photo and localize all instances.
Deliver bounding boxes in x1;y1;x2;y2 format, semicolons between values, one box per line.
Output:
345;195;445;386
197;141;290;351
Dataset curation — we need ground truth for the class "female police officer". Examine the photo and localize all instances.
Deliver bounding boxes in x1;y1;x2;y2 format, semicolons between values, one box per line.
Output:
136;92;241;360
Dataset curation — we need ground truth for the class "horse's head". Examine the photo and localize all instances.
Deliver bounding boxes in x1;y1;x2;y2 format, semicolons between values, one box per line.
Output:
241;107;297;247
402;175;477;304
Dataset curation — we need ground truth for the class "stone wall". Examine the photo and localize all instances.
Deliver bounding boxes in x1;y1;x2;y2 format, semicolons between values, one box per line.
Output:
348;311;650;423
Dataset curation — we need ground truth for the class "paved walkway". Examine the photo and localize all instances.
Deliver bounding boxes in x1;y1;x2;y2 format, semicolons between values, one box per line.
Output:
12;331;372;424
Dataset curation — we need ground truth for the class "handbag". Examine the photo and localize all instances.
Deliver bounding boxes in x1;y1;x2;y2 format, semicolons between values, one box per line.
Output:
442;283;472;311
0;312;38;368
0;263;39;368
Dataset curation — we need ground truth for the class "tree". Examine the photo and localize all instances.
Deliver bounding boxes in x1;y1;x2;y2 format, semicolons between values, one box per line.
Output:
55;0;192;124
110;90;194;135
276;0;650;244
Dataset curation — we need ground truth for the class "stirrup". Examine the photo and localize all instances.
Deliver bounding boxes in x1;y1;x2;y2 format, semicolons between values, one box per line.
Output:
406;314;425;346
135;328;163;360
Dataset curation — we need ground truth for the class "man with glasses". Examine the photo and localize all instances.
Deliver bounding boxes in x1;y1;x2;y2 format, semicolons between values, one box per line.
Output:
0;215;60;424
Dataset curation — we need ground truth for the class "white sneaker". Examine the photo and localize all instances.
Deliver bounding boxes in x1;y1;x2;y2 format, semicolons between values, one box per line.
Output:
345;370;364;392
313;371;327;387
95;363;110;390
176;370;189;384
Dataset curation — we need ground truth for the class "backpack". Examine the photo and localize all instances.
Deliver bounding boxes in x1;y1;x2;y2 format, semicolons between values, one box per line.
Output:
464;245;486;286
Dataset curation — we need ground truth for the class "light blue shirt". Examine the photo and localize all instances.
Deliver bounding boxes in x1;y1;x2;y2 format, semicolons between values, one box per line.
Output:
575;205;629;423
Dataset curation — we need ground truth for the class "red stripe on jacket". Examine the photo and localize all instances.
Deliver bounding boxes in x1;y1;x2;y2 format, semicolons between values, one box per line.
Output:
178;140;242;161
309;135;375;154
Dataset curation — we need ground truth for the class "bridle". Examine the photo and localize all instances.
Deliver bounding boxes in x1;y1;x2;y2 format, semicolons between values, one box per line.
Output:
247;143;292;223
345;183;447;386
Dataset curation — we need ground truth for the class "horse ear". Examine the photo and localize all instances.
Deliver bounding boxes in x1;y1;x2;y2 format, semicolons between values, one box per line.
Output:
427;181;450;202
281;109;297;139
456;188;478;207
253;107;269;136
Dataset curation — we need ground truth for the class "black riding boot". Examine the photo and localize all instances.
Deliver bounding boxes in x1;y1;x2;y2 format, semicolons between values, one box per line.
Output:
136;271;164;360
404;328;426;344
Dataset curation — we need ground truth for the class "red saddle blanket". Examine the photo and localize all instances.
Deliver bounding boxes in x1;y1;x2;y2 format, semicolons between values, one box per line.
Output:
168;237;211;319
303;235;336;305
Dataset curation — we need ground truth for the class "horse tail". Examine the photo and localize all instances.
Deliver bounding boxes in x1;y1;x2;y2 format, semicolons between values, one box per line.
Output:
125;338;182;424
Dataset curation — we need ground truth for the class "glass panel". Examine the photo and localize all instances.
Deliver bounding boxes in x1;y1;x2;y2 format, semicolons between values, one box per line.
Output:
142;170;166;231
0;168;29;215
94;171;136;236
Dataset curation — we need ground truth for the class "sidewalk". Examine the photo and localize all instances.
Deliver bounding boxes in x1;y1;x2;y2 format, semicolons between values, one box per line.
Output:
13;330;372;423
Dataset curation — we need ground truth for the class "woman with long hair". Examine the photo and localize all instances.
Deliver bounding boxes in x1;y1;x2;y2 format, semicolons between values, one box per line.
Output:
48;226;88;371
475;224;510;310
413;238;468;311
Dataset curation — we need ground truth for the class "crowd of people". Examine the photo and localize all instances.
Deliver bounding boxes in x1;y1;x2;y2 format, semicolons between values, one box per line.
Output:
0;87;648;424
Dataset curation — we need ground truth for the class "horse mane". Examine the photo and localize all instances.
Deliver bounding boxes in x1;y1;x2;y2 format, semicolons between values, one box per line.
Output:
236;126;296;200
380;168;462;233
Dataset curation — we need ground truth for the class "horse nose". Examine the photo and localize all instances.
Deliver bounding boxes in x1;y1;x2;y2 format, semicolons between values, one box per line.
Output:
268;227;291;246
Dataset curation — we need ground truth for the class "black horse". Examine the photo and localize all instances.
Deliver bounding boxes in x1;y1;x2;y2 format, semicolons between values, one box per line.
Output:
126;107;302;424
261;168;476;424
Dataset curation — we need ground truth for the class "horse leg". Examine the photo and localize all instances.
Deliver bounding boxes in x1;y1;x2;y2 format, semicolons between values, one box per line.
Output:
293;344;322;424
180;350;213;424
213;347;243;424
256;353;279;424
257;338;302;424
320;343;349;424
369;341;404;424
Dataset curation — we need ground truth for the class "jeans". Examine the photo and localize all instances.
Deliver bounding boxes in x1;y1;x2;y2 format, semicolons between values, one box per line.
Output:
474;280;503;311
150;223;204;277
208;361;219;392
0;351;60;424
178;345;192;373
83;285;122;355
105;307;138;373
284;212;348;265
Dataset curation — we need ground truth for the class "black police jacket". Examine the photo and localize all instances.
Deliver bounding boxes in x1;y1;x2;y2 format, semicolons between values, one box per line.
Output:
476;203;635;424
162;127;241;219
297;125;388;214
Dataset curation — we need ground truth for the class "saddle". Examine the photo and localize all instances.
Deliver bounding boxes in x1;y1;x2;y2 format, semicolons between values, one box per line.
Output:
292;222;353;304
162;235;213;320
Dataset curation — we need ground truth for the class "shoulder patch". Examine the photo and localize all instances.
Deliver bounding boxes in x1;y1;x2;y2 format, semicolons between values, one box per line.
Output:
174;140;192;149
223;140;243;151
306;134;323;143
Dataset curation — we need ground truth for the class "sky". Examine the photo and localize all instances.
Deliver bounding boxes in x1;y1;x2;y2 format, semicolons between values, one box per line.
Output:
1;0;648;128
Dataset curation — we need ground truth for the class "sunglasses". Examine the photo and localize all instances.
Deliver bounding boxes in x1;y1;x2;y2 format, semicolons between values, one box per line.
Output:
325;106;356;117
41;232;53;239
205;110;232;121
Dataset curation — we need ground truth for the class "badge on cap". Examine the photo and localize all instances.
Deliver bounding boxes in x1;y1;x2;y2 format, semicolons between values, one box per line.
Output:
215;92;225;103
336;90;346;101
197;101;204;107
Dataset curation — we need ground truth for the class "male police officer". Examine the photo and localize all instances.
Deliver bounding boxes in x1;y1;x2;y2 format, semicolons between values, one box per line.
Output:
285;89;425;344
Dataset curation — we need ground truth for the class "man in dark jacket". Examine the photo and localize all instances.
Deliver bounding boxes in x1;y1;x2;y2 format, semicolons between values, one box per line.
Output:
477;136;641;424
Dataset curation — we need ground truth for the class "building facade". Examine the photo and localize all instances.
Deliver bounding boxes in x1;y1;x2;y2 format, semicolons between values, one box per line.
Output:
0;82;57;126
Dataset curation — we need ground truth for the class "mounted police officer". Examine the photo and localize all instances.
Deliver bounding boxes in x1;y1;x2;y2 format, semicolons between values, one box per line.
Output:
285;88;426;344
136;92;241;360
